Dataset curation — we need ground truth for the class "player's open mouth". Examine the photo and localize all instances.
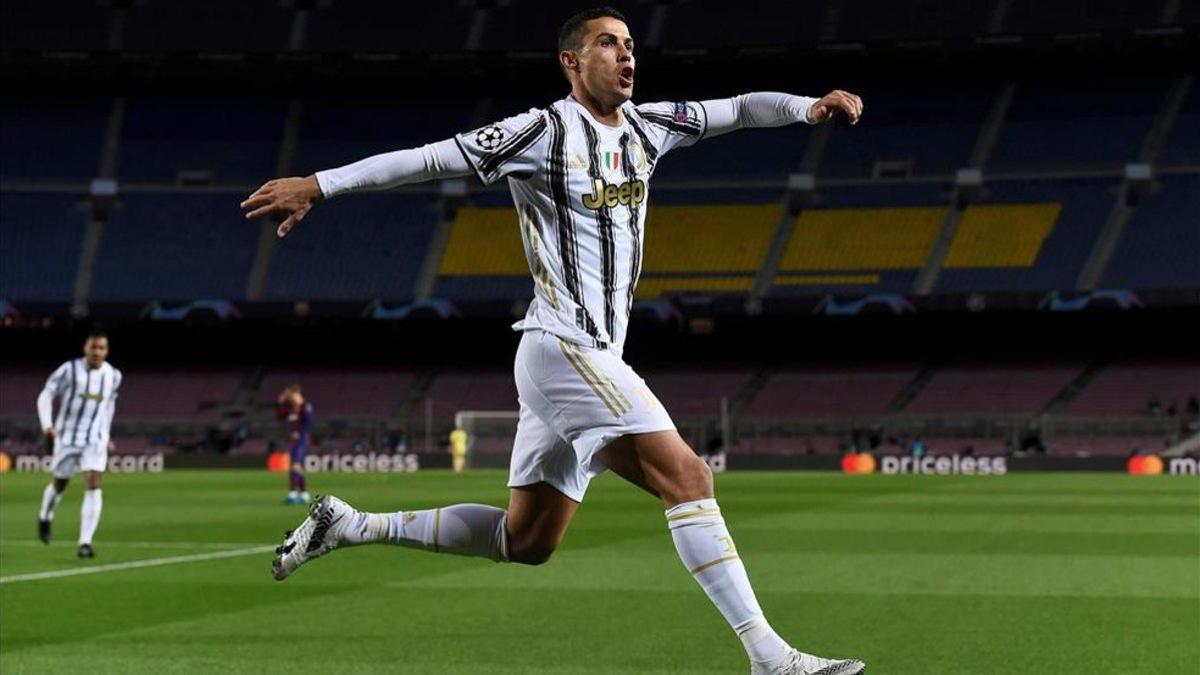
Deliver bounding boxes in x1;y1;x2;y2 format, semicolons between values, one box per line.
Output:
618;67;634;87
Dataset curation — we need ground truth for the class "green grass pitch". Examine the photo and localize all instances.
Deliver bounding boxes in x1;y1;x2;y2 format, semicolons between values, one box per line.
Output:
1;469;1197;673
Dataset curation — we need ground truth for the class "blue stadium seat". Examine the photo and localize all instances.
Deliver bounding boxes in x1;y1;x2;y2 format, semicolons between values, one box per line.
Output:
90;194;260;301
0;99;108;182
0;193;86;301
819;84;990;178
989;77;1167;172
1158;85;1200;167
0;2;112;52
1101;175;1200;289
263;193;438;301
305;1;473;53
119;98;285;184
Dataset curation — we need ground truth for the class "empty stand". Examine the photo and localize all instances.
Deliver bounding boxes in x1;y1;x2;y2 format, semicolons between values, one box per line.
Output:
0;1;112;52
905;362;1084;415
745;364;920;419
121;1;292;53
114;368;242;421
304;1;473;53
424;372;519;424
640;367;754;418
257;367;417;419
0;99;108;182
263;193;438;301
1067;360;1200;416
1101;175;1200;289
90;195;260;301
118;97;285;184
0;194;86;301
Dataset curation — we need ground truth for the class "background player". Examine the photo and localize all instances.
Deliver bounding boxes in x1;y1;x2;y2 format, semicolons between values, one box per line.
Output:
276;384;313;504
35;331;122;559
449;427;468;473
245;6;864;674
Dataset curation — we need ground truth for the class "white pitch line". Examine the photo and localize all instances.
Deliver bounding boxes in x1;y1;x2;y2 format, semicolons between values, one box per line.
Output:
0;540;262;550
0;545;275;584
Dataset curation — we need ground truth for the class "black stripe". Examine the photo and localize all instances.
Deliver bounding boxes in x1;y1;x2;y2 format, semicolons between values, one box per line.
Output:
478;117;548;178
72;366;92;446
581;119;618;342
546;108;602;345
625;112;659;170
83;368;110;446
452;137;486;185
619;132;643;320
55;361;75;435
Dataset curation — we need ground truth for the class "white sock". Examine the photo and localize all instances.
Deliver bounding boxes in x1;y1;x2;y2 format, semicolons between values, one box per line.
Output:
666;498;790;667
79;489;103;545
343;503;509;562
39;483;64;521
287;490;298;499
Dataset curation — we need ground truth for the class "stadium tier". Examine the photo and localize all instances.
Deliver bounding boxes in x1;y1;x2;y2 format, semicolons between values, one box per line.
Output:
89;195;260;301
1100;175;1200;290
0;98;107;182
256;367;418;419
903;361;1084;416
114;369;244;421
0;194;86;301
118;97;286;185
263;193;438;301
743;364;921;419
1066;359;1200;416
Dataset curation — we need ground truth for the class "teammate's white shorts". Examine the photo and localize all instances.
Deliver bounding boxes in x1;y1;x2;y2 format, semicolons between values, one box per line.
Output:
509;329;675;502
50;441;108;479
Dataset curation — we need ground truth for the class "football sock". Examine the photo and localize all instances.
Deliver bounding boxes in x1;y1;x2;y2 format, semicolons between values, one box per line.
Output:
38;483;64;521
344;504;509;562
666;499;790;667
79;489;103;545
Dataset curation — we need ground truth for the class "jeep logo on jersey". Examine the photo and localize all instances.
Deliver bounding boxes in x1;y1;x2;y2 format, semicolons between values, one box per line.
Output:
582;178;646;210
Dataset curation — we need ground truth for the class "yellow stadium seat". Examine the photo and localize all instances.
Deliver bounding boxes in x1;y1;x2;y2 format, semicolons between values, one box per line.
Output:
781;207;946;271
944;203;1059;268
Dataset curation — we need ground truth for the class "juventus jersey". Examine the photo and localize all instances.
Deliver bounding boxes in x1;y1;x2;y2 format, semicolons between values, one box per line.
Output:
455;96;706;354
39;359;122;448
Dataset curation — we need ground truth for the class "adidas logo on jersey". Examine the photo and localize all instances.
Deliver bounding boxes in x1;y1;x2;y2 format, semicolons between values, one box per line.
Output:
582;178;646;210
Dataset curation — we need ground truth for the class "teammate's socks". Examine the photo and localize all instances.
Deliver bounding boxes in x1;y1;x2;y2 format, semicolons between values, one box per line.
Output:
344;504;509;562
38;483;64;521
666;498;791;667
79;488;103;545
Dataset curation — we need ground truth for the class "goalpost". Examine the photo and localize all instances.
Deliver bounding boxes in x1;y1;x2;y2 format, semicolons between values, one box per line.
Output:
453;410;521;469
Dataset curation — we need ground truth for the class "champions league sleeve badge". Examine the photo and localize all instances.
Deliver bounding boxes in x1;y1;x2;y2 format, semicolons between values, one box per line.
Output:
475;125;505;151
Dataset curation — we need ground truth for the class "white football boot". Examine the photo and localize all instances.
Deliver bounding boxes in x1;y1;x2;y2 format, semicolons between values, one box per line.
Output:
272;495;354;581
753;649;866;675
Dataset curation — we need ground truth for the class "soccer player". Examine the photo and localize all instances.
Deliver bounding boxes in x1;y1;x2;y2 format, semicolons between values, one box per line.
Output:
35;331;122;559
243;7;865;673
277;384;313;504
449;427;468;473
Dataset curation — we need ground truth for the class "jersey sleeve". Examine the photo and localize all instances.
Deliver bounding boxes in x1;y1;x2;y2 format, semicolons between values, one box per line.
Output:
453;108;550;185
631;101;707;158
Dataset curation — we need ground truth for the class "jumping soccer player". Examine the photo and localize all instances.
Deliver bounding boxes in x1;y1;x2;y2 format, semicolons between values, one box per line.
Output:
277;384;313;505
36;331;122;559
242;7;864;674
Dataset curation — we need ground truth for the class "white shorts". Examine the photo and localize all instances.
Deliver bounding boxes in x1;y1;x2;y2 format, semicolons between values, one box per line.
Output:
508;329;675;502
51;442;107;479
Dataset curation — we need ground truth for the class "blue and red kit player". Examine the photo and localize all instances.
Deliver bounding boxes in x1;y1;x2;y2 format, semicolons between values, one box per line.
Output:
277;384;313;505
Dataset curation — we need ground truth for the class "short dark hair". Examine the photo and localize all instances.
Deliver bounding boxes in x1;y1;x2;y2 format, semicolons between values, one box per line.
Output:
86;329;107;341
558;6;627;53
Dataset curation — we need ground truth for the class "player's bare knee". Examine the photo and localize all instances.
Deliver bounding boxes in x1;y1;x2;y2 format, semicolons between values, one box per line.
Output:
662;455;713;504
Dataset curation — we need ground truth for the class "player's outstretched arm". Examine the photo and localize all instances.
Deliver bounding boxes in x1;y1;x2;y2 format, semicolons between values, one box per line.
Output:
240;139;473;238
698;90;863;140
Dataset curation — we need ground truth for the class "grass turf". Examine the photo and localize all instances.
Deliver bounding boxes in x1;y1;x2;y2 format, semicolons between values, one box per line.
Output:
1;469;1197;674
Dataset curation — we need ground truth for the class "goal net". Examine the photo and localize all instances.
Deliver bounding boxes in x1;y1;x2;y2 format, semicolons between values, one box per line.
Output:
454;410;520;468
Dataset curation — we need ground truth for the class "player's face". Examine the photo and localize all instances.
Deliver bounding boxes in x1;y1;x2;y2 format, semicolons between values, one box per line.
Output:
83;337;108;367
575;17;635;105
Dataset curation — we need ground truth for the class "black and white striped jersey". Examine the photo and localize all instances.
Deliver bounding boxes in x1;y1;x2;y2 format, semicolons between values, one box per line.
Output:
455;96;706;354
37;359;122;448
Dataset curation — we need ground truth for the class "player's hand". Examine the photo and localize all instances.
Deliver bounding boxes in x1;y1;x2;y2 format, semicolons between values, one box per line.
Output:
43;427;56;440
808;90;863;125
108;440;116;452
240;176;323;238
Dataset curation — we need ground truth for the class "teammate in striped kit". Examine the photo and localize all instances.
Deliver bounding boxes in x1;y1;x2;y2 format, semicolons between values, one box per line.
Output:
36;331;123;559
243;7;865;674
